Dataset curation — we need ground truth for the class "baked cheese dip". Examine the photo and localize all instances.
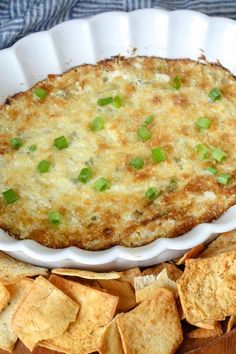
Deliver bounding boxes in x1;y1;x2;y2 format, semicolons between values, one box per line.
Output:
0;57;235;250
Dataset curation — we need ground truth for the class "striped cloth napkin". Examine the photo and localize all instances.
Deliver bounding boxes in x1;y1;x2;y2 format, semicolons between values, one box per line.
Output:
0;0;235;49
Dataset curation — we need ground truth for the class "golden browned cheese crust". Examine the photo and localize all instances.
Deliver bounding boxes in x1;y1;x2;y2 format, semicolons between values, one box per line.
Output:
0;57;235;250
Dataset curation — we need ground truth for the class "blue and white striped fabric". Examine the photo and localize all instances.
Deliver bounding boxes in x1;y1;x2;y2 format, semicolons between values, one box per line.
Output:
0;0;235;49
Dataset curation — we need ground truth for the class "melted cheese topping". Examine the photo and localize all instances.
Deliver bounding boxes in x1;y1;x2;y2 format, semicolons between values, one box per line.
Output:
0;57;235;249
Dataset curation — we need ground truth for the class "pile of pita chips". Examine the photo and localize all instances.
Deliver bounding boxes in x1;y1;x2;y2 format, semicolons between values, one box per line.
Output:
0;230;235;353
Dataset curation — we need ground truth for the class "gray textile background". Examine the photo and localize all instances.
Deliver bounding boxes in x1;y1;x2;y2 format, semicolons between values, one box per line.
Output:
0;0;235;49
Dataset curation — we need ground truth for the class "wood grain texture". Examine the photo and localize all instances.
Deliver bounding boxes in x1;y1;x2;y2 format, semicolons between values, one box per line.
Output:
0;329;235;354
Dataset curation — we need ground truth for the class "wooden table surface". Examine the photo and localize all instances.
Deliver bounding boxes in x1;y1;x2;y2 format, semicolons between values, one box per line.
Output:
0;328;235;354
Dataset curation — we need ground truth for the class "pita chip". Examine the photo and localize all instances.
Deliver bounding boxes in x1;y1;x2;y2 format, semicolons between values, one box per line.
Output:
118;267;141;288
52;268;120;280
177;250;236;324
175;244;205;265
227;315;236;332
0;252;47;285
200;231;236;258
97;315;124;354
12;276;79;351
97;279;136;312
0;283;10;312
0;278;33;352
43;275;118;354
117;288;183;354
135;268;178;303
187;323;222;338
142;262;182;281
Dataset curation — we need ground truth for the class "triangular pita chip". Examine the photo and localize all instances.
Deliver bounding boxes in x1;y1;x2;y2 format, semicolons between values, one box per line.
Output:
97;314;124;354
0;278;33;352
142;262;182;281
117;288;183;354
42;275;118;354
0;283;10;312
0;252;47;284
118;268;141;288
97;279;136;312
175;244;205;265
227;315;236;332
135;269;178;303
187;322;222;338
200;231;236;258
12;276;79;351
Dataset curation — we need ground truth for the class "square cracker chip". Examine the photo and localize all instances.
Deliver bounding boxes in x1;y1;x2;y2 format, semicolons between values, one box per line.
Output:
0;252;48;284
117;288;183;354
52;268;120;280
97;314;124;354
0;278;33;352
0;283;10;312
142;262;182;281
97;279;136;312
135;268;178;303
42;275;119;354
200;231;236;258
177;250;236;325
12;276;79;351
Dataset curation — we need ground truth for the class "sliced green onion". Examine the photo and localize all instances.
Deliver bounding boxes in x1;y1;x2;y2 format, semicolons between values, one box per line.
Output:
10;137;23;150
206;166;217;175
2;188;19;204
168;178;178;191
112;95;123;108
94;177;111;191
196;144;209;160
33;87;48;100
37;160;51;173
208;88;222;101
144;115;154;125
145;187;158;201
48;211;62;225
90;116;105;131
151;147;166;163
211;148;227;162
129;157;144;170
78;167;93;184
97;97;113;106
137;126;152;141
217;173;231;185
29;144;37;152
53;136;69;150
172;76;181;90
196;117;212;130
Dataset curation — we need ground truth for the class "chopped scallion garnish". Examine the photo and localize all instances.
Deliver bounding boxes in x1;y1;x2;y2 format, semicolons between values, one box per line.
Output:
48;211;62;225
53;136;69;150
37;160;51;173
137;126;152;141
144;115;154;125
94;177;111;191
97;97;113;106
145;187;158;201
112;95;123;108
78;167;93;184
2;188;19;204
196;144;209;160
129;157;144;170
33;87;48;100
208;88;222;101
196;117;212;130
172;76;181;90
151;147;166;163
206;166;217;175
211;148;227;162
10;137;23;150
217;173;231;185
90;116;105;131
29;144;37;152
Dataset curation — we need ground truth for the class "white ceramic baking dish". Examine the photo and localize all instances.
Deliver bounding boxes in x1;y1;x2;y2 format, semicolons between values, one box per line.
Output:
0;9;236;269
